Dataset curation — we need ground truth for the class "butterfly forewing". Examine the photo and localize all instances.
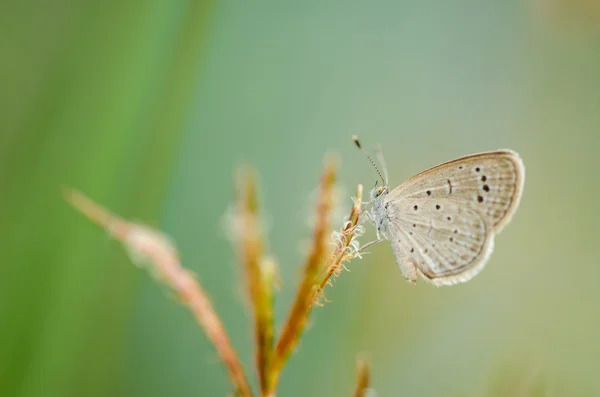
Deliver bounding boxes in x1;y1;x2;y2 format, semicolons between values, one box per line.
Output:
391;150;524;232
381;150;524;285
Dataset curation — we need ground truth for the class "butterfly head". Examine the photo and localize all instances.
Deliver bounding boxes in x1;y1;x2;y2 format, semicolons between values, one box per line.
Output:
370;182;389;201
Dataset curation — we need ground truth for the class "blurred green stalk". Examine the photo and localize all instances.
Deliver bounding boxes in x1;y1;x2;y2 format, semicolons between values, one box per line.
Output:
0;2;214;397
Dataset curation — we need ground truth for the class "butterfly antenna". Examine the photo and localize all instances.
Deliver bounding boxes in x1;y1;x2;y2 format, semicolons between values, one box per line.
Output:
375;143;389;185
352;135;386;186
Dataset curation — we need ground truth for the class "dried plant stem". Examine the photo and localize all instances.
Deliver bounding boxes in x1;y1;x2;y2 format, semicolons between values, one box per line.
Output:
67;158;368;397
235;169;276;396
314;184;363;303
175;267;253;397
265;161;337;395
65;189;253;397
352;358;371;397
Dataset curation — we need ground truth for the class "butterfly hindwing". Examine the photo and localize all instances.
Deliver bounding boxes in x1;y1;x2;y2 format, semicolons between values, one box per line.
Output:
385;198;494;286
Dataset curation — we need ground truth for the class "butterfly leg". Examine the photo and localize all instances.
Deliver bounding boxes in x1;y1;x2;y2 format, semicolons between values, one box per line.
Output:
362;210;382;241
360;209;387;252
363;210;376;226
357;238;383;253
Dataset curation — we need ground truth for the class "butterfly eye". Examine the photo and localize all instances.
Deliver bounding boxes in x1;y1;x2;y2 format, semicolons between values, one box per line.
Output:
376;187;384;196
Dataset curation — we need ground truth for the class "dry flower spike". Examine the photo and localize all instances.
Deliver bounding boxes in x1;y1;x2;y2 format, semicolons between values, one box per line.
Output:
315;183;363;304
66;156;366;397
64;188;253;397
353;358;371;397
234;168;277;395
266;159;337;395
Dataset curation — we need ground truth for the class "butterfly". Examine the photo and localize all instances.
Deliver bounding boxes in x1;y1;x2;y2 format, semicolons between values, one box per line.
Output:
353;137;525;286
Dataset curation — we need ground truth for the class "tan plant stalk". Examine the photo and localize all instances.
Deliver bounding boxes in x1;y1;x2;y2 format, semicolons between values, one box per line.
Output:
65;188;254;397
66;156;370;397
234;168;276;395
266;161;364;396
352;358;371;397
265;160;336;395
314;183;363;303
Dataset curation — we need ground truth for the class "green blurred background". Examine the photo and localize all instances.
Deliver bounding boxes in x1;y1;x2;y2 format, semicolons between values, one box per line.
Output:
2;1;600;396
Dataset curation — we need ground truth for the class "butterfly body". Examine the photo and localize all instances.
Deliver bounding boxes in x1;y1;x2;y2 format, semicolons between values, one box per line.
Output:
364;149;525;286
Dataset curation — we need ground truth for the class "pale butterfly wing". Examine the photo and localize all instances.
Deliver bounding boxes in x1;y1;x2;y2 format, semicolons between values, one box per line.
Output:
386;199;494;286
382;150;524;286
391;150;525;233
